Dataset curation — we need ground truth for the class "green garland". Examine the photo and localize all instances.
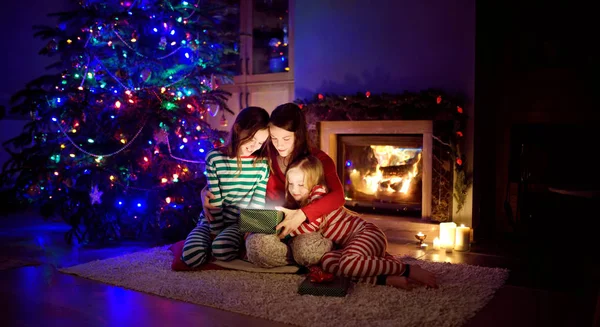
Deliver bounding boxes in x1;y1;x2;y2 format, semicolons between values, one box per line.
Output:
296;89;471;213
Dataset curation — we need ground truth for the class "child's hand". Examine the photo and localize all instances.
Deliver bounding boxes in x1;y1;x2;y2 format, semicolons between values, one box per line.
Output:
201;185;217;221
274;207;307;238
408;264;438;289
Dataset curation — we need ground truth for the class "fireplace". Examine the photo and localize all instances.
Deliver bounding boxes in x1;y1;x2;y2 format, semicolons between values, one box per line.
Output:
319;121;432;219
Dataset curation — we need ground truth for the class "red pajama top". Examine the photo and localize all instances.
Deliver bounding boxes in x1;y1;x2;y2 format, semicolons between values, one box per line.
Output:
265;149;345;222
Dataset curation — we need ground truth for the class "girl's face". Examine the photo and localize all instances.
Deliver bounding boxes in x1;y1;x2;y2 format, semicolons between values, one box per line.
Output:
239;128;269;156
287;168;310;203
269;125;295;158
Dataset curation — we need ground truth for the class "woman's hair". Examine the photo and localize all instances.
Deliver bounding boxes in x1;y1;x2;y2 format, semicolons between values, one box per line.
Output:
284;155;328;208
268;103;312;166
221;106;269;169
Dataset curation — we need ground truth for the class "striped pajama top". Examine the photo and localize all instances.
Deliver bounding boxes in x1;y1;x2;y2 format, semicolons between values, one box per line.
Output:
202;149;269;234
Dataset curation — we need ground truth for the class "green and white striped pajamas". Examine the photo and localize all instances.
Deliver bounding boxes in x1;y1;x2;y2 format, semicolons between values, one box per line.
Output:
182;150;269;267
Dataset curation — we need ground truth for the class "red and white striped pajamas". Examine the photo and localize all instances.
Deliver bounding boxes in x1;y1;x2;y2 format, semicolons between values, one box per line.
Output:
291;186;406;284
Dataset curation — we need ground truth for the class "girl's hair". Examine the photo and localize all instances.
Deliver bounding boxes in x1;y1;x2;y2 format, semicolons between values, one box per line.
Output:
284;155;328;208
268;103;312;167
221;106;269;169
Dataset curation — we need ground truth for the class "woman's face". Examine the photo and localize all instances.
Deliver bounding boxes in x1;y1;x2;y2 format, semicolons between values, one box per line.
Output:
238;128;269;156
287;168;310;202
269;125;295;158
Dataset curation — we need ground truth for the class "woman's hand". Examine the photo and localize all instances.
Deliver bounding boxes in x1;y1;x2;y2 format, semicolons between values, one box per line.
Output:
274;207;307;238
201;185;218;222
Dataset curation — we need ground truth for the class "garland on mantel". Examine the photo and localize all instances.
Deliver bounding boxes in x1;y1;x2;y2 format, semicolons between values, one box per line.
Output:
296;89;472;213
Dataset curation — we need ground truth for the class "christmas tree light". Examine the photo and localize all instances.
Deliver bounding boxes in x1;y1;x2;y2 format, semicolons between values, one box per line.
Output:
1;0;239;243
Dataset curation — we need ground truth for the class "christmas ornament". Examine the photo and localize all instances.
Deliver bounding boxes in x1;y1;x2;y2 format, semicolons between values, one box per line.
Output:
436;96;442;104
456;158;463;166
115;68;128;79
365;91;371;98
141;67;152;82
153;129;169;145
89;184;103;205
318;94;324;100
159;36;167;50
457;106;463;114
456;131;463;137
219;112;228;127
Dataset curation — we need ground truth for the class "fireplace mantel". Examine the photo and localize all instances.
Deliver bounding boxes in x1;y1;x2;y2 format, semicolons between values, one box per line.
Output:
318;120;433;219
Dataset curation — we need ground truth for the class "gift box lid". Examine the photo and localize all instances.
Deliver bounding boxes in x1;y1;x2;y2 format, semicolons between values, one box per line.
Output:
239;209;284;234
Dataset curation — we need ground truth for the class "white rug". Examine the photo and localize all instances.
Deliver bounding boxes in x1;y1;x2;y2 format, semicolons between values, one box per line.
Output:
59;246;509;327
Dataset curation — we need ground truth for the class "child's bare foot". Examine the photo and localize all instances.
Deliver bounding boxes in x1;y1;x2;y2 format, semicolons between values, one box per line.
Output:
408;264;438;288
386;275;414;290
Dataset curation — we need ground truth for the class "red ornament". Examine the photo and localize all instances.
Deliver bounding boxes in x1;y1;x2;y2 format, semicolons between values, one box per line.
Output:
456;158;463;166
365;91;371;98
317;94;324;100
436;96;442;104
298;104;304;109
456;131;463;137
457;106;463;114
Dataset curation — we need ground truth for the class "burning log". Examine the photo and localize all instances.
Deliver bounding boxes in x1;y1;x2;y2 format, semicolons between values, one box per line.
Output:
379;165;411;176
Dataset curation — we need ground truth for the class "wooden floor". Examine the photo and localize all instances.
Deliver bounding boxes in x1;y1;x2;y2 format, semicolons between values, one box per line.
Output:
0;209;598;327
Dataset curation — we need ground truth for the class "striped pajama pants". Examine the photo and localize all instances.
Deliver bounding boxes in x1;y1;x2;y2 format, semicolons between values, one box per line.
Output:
296;206;405;284
181;217;243;268
320;223;404;284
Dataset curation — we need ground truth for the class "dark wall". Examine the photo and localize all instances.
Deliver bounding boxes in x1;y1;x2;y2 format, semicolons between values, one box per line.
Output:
0;0;74;112
475;1;598;238
294;0;476;99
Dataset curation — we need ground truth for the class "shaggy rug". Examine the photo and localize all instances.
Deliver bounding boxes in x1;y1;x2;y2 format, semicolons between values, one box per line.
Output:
59;246;509;327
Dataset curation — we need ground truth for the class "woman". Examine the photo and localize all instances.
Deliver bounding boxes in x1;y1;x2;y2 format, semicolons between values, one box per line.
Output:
181;106;270;268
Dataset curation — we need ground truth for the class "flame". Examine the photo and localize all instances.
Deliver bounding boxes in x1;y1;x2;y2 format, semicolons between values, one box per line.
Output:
351;147;421;196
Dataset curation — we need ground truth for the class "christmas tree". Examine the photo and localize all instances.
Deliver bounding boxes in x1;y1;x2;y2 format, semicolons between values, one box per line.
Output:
0;0;239;243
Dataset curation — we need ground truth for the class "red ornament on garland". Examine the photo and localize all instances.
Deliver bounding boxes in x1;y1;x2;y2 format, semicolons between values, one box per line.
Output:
298;104;303;109
365;91;371;98
436;96;442;104
456;131;463;137
456;158;463;166
457;106;463;114
317;94;324;100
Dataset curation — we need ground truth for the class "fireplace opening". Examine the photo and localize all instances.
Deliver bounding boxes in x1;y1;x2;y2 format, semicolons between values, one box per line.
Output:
338;134;423;216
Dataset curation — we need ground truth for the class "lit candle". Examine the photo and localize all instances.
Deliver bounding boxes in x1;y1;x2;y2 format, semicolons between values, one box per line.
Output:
454;224;471;251
439;222;457;249
432;237;441;250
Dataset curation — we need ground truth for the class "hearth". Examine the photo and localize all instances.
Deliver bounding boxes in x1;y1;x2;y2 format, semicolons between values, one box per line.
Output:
318;121;432;219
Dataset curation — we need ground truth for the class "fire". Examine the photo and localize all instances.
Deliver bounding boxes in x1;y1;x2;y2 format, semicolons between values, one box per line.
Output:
351;146;421;196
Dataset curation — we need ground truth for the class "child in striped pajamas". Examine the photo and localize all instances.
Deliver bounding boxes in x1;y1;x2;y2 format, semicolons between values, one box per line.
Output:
285;155;438;289
181;107;271;268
